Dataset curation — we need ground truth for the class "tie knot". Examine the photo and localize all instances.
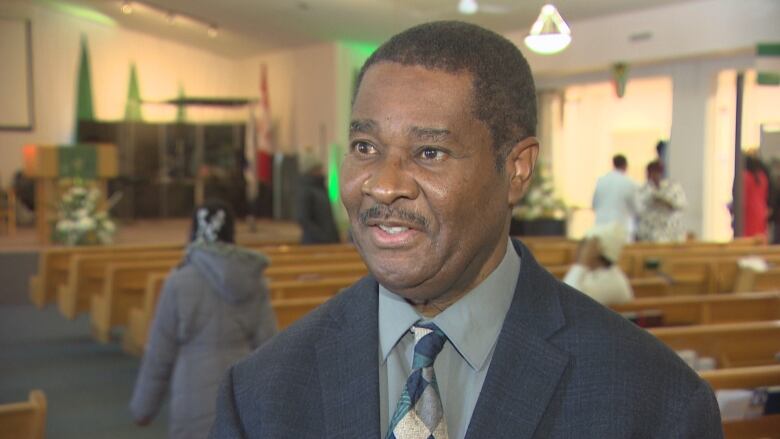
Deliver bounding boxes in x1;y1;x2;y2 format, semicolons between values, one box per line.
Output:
411;322;447;369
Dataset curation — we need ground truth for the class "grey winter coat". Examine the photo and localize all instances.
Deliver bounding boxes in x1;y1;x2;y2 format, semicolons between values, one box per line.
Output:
130;241;277;439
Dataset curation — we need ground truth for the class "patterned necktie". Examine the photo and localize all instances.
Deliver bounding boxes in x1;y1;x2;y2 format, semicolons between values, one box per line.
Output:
386;322;449;439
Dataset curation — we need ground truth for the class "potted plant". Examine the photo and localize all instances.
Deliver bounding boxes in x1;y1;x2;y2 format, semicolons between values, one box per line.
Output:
511;165;568;236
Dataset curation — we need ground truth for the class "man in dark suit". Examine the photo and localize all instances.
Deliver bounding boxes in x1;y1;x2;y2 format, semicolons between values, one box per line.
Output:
211;21;722;438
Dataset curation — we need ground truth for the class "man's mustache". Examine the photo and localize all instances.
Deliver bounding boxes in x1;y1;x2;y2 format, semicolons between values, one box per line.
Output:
358;205;429;231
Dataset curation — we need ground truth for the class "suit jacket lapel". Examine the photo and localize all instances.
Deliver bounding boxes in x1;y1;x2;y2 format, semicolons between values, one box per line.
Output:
315;277;382;438
466;239;570;439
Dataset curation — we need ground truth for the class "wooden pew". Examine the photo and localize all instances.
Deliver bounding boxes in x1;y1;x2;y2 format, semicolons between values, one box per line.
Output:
525;242;577;266
700;365;780;439
624;245;780;279
272;297;329;330
57;244;360;320
122;273;168;356
0;390;46;439
102;255;363;343
57;251;182;319
613;292;780;326
270;276;359;300
124;276;335;355
29;243;182;308
91;261;176;342
29;241;353;308
265;262;367;282
734;267;780;294
629;276;671;298
650;321;780;368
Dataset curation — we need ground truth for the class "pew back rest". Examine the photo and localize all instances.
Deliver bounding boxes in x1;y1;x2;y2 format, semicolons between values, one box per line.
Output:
650;321;780;368
270;276;360;300
613;292;780;326
0;390;46;439
272;297;330;329
265;262;367;282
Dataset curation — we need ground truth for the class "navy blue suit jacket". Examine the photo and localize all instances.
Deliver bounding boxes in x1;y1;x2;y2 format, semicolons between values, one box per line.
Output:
211;239;722;438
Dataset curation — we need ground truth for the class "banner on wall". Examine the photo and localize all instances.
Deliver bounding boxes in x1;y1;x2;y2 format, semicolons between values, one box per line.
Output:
757;43;780;86
74;35;94;141
611;62;629;98
244;63;275;219
124;63;143;121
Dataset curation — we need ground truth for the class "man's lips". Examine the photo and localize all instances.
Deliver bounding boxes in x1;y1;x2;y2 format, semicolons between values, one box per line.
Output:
364;220;423;247
364;218;421;231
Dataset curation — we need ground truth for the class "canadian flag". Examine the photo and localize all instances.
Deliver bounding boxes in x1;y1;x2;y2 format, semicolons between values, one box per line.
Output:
255;64;274;184
244;63;274;206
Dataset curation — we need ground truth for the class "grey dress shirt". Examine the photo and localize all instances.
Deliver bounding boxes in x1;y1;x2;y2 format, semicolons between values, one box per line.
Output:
378;239;521;439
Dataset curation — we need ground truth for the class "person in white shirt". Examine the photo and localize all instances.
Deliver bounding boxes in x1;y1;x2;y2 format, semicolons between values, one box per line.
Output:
636;160;687;243
592;155;638;241
564;222;634;305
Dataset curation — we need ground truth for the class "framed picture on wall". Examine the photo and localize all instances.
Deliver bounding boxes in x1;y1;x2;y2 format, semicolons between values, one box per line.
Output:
0;17;34;131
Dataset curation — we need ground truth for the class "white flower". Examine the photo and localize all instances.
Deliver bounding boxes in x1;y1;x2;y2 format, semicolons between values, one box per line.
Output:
102;220;116;233
56;220;75;232
77;216;95;231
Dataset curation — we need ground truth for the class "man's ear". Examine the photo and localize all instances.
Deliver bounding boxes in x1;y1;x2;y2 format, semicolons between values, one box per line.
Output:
505;136;539;206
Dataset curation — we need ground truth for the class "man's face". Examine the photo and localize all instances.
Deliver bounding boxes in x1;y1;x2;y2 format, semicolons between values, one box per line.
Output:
341;62;531;303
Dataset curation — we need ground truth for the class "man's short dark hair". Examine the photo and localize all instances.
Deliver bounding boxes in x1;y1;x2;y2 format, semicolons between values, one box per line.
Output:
354;21;537;169
613;154;627;169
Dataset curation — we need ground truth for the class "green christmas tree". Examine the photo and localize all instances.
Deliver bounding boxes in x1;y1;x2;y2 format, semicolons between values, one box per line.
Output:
124;63;143;121
74;34;94;140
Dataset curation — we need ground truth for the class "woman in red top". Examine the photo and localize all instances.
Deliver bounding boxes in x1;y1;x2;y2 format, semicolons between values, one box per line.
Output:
743;156;769;238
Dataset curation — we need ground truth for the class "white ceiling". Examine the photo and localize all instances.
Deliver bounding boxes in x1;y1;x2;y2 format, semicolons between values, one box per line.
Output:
43;0;704;58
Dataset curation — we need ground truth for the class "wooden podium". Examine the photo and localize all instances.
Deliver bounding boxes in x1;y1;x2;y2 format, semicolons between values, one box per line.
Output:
22;144;118;244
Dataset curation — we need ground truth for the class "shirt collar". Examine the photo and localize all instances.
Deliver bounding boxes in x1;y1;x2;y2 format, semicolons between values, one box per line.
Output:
378;238;521;372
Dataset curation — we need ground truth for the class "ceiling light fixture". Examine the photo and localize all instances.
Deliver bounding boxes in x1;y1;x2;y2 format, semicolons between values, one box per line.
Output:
458;0;478;15
118;1;219;39
524;4;571;55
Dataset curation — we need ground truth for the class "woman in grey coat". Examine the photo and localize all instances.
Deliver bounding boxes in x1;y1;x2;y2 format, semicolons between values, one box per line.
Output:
130;200;277;438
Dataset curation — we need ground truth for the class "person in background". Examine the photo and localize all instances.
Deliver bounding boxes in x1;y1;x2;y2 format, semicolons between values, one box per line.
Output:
592;154;637;240
743;155;770;240
563;222;633;305
130;199;277;439
656;140;668;177
637;160;687;242
296;160;341;244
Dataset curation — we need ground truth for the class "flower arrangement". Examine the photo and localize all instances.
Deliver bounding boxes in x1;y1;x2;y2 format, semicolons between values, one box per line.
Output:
513;165;568;221
54;184;116;245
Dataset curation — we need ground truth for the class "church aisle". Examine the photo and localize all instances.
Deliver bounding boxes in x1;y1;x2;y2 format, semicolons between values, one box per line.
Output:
0;304;168;438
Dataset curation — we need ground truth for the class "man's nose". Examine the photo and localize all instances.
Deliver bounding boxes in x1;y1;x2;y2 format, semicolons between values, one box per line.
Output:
361;155;418;205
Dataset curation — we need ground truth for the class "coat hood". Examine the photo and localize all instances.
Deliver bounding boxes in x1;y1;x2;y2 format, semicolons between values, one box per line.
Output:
186;241;269;304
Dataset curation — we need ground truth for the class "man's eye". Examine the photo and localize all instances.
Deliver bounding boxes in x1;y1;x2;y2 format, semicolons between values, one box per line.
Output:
420;147;446;161
352;141;376;155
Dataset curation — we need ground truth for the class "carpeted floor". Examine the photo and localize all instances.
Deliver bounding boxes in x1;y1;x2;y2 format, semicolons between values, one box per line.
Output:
0;305;168;438
0;251;38;305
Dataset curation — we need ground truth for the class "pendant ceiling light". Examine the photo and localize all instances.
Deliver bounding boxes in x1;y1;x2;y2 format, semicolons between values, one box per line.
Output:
458;0;478;15
524;4;571;55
